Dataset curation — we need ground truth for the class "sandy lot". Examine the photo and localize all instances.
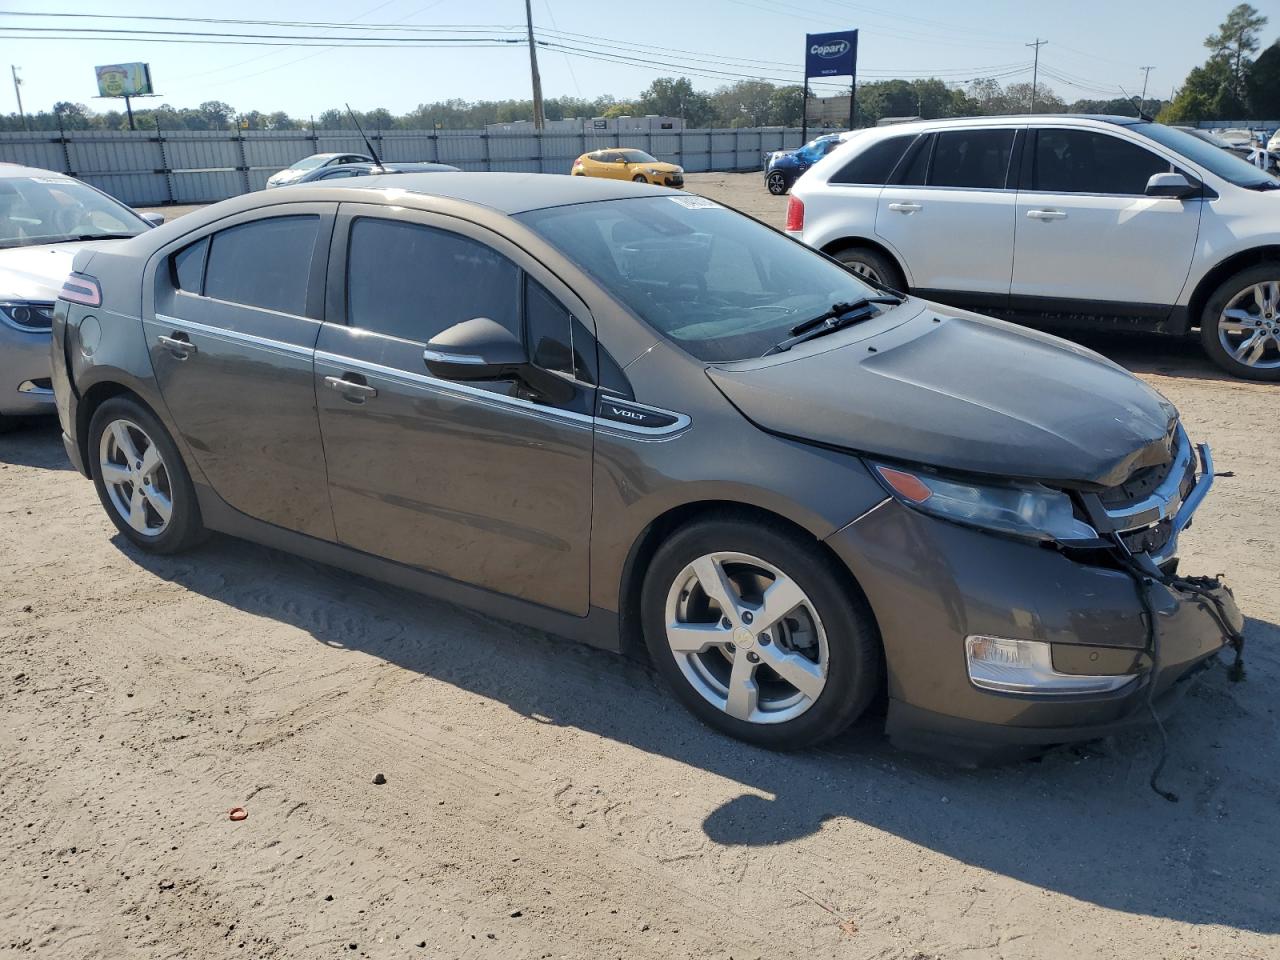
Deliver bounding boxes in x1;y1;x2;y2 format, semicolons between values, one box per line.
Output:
3;173;1278;959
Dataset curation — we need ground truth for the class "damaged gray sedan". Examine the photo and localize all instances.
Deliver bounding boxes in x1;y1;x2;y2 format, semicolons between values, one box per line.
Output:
50;173;1242;762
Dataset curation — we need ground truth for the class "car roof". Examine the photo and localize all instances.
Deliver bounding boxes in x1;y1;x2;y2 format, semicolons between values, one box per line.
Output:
0;162;75;180
310;171;675;213
859;114;1144;133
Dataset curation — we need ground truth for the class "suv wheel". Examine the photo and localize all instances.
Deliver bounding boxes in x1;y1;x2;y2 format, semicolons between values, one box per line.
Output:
641;517;881;750
766;171;789;195
88;396;207;554
1200;265;1280;380
832;246;906;293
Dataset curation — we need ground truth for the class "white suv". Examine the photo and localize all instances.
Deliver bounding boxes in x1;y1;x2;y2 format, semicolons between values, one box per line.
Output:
787;115;1280;380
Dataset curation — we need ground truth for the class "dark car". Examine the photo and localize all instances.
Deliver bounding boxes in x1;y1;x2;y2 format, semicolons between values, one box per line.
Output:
764;133;850;195
279;161;462;185
51;173;1241;762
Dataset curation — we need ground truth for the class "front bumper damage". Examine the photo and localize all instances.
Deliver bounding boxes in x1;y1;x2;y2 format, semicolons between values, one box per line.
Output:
826;439;1244;765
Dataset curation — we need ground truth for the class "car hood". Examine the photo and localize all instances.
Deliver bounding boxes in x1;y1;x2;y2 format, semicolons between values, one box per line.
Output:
0;239;122;301
706;303;1178;489
635;161;683;173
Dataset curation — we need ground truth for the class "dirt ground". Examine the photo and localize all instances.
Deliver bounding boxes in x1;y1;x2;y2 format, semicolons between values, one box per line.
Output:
3;173;1278;959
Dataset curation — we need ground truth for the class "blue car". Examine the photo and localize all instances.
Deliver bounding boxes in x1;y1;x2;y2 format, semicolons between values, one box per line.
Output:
763;133;849;195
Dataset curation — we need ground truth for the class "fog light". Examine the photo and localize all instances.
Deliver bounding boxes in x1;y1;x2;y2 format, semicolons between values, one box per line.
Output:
964;636;1137;696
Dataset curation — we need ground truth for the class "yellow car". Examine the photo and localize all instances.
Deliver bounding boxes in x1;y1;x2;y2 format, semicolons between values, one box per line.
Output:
570;148;685;188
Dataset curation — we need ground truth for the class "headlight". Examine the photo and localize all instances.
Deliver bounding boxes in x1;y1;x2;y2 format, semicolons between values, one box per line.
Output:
646;168;662;175
872;463;1097;543
0;300;54;331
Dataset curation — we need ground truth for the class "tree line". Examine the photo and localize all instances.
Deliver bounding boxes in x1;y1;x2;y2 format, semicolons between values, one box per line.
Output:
1158;4;1277;123
0;76;1167;135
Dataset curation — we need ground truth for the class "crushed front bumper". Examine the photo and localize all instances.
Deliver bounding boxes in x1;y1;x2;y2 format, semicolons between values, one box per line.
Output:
825;444;1241;764
1;325;56;416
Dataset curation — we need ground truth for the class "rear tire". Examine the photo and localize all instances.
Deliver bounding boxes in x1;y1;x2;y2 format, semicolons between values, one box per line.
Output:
1199;264;1280;381
641;515;882;750
831;246;906;293
88;395;206;554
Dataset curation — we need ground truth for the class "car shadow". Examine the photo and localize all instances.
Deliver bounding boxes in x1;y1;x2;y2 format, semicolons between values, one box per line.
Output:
113;530;1280;936
0;416;74;470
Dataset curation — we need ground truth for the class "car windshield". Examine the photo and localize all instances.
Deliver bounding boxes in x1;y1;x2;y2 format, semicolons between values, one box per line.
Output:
291;155;333;171
617;149;658;163
0;175;148;249
1134;122;1277;188
516;195;881;362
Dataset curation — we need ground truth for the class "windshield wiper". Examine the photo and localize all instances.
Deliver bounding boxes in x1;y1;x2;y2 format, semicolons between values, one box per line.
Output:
764;296;903;355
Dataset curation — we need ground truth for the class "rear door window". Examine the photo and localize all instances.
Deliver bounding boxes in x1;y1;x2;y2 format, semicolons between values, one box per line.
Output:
928;129;1016;189
830;135;914;184
203;215;319;315
345;217;520;343
1033;129;1174;195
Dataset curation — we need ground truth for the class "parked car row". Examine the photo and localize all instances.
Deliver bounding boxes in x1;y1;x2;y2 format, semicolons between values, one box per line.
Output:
41;167;1243;764
784;114;1280;379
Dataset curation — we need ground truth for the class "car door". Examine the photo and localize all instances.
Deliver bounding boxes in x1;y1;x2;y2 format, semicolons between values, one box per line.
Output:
875;126;1019;308
143;204;336;538
1010;126;1202;312
313;204;597;615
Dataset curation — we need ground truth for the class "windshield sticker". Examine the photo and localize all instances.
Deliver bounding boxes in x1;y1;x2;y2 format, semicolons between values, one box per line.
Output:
668;195;719;210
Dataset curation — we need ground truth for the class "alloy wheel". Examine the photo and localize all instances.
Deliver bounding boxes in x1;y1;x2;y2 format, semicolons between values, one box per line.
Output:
663;551;828;724
767;172;788;195
1218;280;1280;370
845;260;883;285
98;418;174;536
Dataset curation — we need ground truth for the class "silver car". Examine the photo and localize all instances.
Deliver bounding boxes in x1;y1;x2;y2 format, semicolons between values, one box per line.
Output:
0;164;158;430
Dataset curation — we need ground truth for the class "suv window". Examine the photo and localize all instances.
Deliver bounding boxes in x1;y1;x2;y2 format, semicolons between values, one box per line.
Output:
830;135;913;185
346;217;520;343
203;215;319;315
929;129;1015;189
1033;129;1173;194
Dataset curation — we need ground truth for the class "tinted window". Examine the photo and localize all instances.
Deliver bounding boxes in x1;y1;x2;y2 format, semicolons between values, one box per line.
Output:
517;196;881;362
830;135;913;185
929;129;1015;189
171;237;208;292
525;278;595;383
617;149;657;163
897;135;932;185
320;168;361;180
346;218;520;343
1034;129;1173;194
203;216;318;315
1135;122;1275;188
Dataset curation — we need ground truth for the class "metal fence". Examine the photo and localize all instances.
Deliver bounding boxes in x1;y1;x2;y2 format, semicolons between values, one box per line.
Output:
0;126;806;207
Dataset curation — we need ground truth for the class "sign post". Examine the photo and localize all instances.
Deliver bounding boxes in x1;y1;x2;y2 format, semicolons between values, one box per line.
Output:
802;30;858;142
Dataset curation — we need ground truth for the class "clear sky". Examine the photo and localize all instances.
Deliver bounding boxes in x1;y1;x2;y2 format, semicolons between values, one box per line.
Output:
1;0;1271;117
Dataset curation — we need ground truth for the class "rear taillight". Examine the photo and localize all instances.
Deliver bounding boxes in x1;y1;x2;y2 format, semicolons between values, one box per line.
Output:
59;272;101;307
785;195;804;232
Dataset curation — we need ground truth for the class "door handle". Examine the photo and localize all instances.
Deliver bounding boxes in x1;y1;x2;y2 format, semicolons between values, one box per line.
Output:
1026;209;1067;220
324;374;378;402
887;202;922;213
157;333;196;358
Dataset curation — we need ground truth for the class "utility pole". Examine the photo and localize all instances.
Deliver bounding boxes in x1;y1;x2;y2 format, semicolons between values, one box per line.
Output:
11;65;27;131
524;0;545;131
1025;38;1046;112
1139;66;1155;115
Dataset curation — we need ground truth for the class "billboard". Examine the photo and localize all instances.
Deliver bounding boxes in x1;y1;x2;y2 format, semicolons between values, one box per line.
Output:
805;31;858;79
95;63;153;98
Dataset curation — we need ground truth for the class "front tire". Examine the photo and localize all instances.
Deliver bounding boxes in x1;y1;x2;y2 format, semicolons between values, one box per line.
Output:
1199;265;1280;380
632;174;649;183
641;516;882;750
831;246;906;293
766;171;789;195
88;395;206;554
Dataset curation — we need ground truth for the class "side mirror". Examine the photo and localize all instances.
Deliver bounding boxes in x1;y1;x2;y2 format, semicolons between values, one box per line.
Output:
424;317;573;403
1146;172;1198;199
141;211;166;227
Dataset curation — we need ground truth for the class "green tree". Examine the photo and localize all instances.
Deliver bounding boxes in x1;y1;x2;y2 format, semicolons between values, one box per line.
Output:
637;77;712;126
710;80;776;127
1205;3;1268;102
767;85;804;126
1158;57;1245;123
1245;42;1280;116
